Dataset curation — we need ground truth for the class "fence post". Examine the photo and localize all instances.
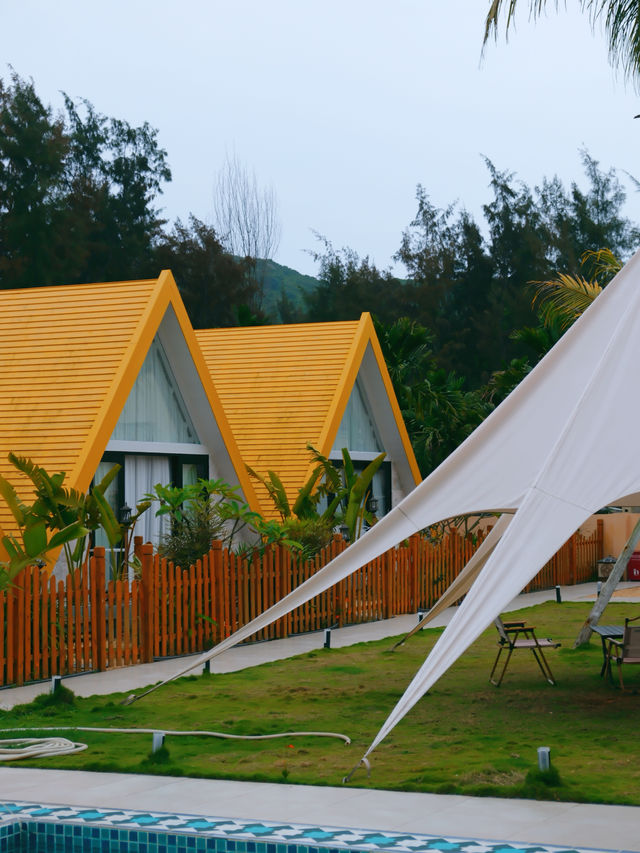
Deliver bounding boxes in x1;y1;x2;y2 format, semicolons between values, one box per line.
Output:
93;547;107;672
140;544;155;663
596;518;604;562
332;535;345;627
569;533;577;585
133;536;143;561
278;544;292;637
410;534;419;611
14;570;25;686
385;547;394;619
209;540;223;642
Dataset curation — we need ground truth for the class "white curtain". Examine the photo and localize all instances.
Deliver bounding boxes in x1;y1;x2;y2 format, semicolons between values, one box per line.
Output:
125;455;171;546
112;337;199;443
335;381;381;452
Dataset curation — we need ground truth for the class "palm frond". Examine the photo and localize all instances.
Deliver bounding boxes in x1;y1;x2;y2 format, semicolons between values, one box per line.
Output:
532;272;602;329
485;1;640;84
581;247;622;282
305;444;343;493
484;1;553;45
594;0;640;83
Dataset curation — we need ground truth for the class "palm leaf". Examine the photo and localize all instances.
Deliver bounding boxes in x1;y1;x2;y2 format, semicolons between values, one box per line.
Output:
7;452;41;480
320;492;344;523
531;273;602;329
341;448;356;490
305;444;342;494
266;471;291;518
292;468;322;519
1;535;22;561
344;452;386;539
93;462;121;494
22;521;47;558
92;488;122;546
581;247;622;282
247;466;291;519
484;1;640;84
0;476;26;526
49;521;91;550
55;486;89;508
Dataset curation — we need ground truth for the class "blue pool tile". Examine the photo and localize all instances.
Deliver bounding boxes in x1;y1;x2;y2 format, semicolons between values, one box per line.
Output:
0;800;623;853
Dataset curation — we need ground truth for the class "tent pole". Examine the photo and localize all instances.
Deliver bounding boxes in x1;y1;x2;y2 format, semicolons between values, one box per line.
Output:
573;516;640;647
391;514;512;650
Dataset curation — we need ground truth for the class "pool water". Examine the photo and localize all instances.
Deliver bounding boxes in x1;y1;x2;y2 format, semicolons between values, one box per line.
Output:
0;801;606;853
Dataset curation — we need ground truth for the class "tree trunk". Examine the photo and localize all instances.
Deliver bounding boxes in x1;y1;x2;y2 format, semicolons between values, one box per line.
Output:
573;517;640;647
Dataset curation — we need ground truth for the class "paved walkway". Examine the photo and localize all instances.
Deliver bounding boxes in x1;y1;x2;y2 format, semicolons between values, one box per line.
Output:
0;582;639;852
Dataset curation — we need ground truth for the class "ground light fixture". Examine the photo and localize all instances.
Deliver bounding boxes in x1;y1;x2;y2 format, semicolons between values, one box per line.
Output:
537;746;551;771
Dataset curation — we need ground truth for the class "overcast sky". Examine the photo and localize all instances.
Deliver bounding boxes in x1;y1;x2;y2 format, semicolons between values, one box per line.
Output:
2;1;640;276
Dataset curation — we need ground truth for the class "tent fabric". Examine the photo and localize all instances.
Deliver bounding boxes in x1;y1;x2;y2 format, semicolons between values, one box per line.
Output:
392;513;512;649
146;250;640;762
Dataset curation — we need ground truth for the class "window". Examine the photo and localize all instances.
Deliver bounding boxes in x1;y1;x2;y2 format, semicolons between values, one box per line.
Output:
93;452;209;555
112;337;199;444
334;380;382;453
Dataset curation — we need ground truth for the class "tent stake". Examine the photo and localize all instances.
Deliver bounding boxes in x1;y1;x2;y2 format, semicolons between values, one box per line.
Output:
574;516;640;647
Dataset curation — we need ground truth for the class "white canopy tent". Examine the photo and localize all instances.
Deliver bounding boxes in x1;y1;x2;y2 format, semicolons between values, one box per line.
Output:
134;250;640;767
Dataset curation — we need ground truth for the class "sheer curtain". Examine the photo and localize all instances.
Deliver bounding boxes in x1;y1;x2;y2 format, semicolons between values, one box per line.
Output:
335;381;381;452
112;337;199;443
125;455;171;546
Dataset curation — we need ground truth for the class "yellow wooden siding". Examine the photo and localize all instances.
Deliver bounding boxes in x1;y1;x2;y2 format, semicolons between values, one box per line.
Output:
0;280;159;539
196;320;362;514
0;273;262;553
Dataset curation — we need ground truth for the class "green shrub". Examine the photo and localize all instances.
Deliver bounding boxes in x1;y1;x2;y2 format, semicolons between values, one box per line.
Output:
281;517;334;557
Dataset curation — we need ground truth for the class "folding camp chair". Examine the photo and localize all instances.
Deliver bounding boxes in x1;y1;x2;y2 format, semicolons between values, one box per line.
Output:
489;617;560;686
606;615;640;690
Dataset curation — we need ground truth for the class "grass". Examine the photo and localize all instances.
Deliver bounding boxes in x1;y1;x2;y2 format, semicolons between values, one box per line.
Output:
2;599;640;805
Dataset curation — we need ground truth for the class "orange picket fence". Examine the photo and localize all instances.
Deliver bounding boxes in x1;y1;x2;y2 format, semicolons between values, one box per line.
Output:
0;522;602;687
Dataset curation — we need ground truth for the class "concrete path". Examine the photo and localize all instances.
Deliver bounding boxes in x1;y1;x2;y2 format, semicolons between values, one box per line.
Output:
1;768;638;851
2;580;635;709
0;581;639;851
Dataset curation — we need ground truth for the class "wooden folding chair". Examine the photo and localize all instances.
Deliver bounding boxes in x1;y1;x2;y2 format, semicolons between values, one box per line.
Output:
489;617;560;686
606;615;640;690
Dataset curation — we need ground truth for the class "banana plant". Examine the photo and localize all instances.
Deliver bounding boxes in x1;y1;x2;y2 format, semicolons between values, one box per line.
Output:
340;449;386;541
248;445;387;547
0;453;125;584
245;467;292;520
144;479;263;566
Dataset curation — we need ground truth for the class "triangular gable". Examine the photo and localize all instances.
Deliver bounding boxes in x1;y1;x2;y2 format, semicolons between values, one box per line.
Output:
0;271;260;547
319;314;420;493
195;314;420;513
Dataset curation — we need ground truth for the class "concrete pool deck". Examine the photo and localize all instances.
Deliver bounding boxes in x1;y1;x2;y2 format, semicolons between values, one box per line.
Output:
0;582;639;852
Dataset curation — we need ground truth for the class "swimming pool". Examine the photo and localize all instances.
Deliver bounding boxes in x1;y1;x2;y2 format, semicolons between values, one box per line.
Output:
0;800;608;853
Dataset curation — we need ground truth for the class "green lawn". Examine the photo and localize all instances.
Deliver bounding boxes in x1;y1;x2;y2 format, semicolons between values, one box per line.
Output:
2;599;640;804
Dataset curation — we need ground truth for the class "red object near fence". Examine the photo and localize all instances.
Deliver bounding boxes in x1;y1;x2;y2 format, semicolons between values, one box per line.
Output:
627;553;640;581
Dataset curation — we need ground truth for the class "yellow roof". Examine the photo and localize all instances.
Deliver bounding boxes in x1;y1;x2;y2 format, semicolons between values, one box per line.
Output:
196;313;420;513
0;271;260;546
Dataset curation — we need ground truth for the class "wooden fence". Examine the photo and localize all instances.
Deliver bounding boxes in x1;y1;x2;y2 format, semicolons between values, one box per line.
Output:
0;522;602;687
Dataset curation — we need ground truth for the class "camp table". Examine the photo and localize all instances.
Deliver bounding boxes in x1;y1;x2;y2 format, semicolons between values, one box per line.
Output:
592;625;624;676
